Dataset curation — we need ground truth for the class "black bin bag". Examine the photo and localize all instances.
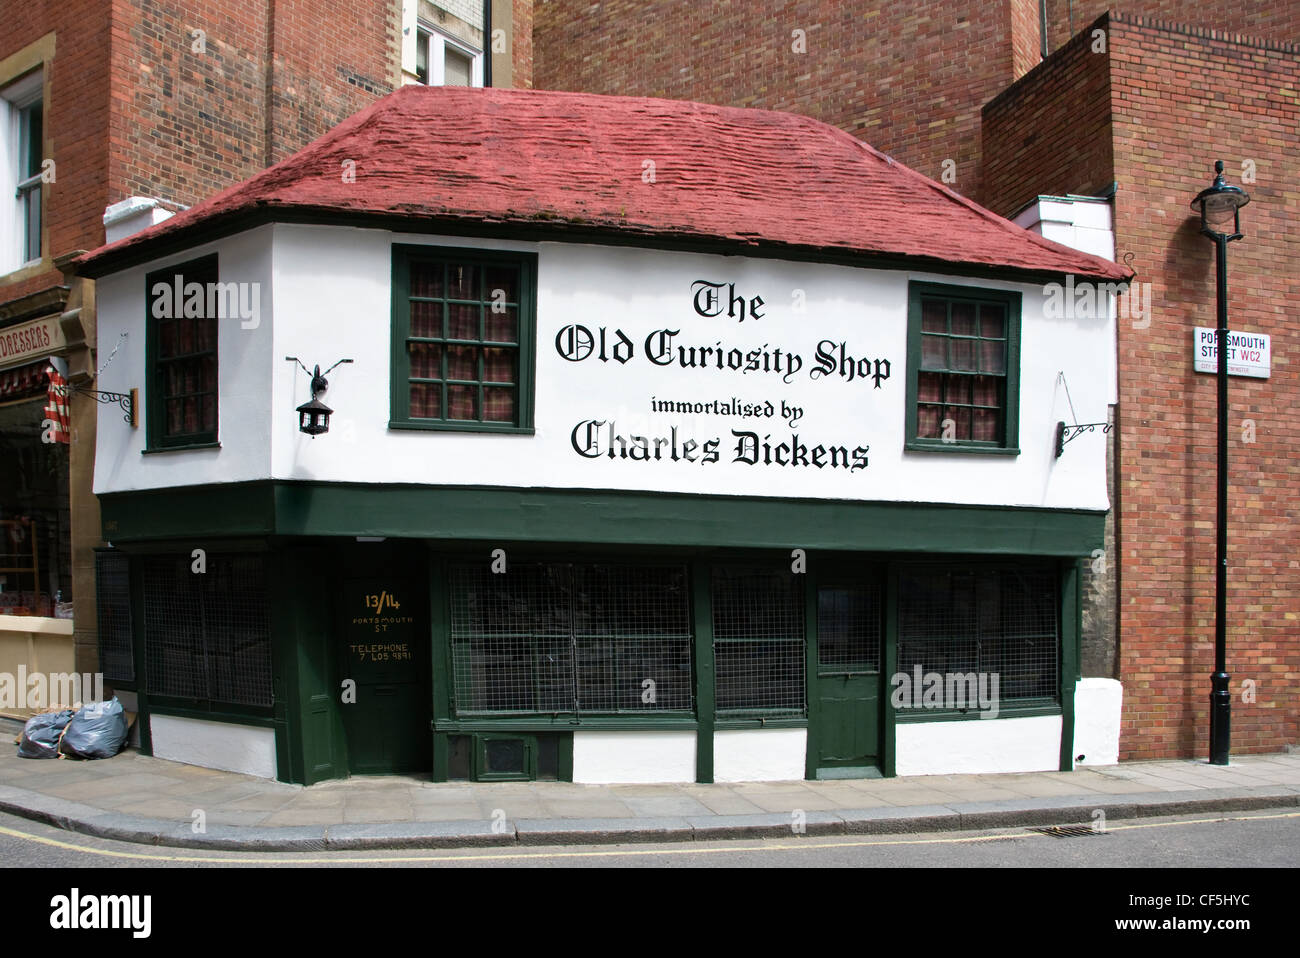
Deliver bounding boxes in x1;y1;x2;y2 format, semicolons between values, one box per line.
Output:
16;709;76;759
58;697;129;760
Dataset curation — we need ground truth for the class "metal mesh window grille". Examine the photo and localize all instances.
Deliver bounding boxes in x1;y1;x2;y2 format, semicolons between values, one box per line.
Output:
712;567;805;715
95;550;134;683
448;562;692;715
142;554;272;707
817;583;882;671
898;568;1058;704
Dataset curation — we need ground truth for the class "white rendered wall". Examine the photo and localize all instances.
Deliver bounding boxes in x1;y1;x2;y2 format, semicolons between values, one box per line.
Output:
92;227;275;495
95;223;1115;513
149;714;277;779
713;728;806;782
272;226;1109;510
571;730;695;784
1013;196;1119;406
1072;678;1123;767
895;716;1062;776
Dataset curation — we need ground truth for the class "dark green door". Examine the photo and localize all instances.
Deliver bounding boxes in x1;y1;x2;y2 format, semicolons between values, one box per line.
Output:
338;576;431;775
814;577;883;777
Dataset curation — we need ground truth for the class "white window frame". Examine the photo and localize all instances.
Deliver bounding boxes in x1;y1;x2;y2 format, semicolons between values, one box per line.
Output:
1;70;44;274
416;23;484;87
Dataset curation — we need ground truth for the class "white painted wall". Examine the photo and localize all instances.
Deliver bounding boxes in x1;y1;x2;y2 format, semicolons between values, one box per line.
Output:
103;197;176;244
895;715;1061;776
1072;678;1123;767
95;224;1115;513
149;714;277;779
571;730;695;784
92;227;275;496
713;728;806;782
1013;195;1119;406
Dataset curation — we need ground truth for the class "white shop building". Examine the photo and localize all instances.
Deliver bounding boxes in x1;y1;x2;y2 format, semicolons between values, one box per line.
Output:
75;85;1131;784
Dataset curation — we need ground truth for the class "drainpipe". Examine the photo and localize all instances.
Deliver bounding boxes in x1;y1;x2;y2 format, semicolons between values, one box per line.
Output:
483;0;492;87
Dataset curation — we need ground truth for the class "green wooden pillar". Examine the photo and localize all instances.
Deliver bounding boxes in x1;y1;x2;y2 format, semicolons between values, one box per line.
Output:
429;554;452;782
128;552;152;757
881;562;900;778
803;558;819;780
274;544;346;784
1058;558;1081;772
693;558;714;784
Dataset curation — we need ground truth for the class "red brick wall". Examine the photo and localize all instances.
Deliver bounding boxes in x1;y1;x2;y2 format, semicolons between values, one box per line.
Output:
110;0;397;210
1107;14;1299;757
1009;0;1044;78
265;0;398;165
512;0;534;88
1045;1;1300;53
981;15;1115;218
110;1;270;211
0;0;112;301
534;0;1028;201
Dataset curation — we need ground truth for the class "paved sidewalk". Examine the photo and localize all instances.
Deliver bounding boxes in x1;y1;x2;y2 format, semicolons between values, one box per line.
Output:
2;720;1297;850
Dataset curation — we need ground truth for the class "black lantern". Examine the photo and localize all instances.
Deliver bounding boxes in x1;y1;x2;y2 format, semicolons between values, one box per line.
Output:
1189;160;1250;766
287;357;352;437
1191;160;1249;238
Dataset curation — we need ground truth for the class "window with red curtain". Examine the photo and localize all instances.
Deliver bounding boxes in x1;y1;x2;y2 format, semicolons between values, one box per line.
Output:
393;246;535;433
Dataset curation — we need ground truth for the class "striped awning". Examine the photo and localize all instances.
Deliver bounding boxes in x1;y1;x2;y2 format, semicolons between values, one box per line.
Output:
0;360;49;400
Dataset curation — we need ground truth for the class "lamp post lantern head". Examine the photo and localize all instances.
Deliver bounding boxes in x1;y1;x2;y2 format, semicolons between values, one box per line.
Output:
1191;160;1250;239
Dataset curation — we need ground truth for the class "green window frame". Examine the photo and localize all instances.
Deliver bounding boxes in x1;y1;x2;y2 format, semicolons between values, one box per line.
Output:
905;282;1020;455
389;244;537;433
144;254;220;450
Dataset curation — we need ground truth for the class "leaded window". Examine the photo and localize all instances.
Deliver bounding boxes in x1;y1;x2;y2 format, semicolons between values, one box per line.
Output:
146;255;219;447
391;246;536;432
906;282;1021;453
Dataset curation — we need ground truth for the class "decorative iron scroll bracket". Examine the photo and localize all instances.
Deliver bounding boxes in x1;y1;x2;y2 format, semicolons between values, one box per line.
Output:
1054;420;1111;458
57;383;138;426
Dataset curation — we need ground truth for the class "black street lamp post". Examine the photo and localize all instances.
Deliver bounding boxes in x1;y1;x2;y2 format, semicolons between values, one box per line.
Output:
1190;160;1249;766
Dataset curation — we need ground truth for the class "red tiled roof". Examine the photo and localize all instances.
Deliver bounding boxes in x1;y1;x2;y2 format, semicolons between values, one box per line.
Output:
78;86;1130;281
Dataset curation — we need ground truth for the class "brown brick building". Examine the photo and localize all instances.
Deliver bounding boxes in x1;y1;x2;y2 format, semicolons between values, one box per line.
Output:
984;13;1298;758
0;0;530;689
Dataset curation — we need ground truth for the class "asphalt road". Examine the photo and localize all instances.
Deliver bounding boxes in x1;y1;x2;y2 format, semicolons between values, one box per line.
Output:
1;807;1296;867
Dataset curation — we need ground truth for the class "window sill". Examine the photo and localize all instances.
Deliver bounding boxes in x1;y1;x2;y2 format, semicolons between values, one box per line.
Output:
904;441;1020;456
437;715;697;731
0;256;52;287
142;441;221;455
389;420;534;436
894;703;1061;722
146;701;276;726
714;717;808;730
